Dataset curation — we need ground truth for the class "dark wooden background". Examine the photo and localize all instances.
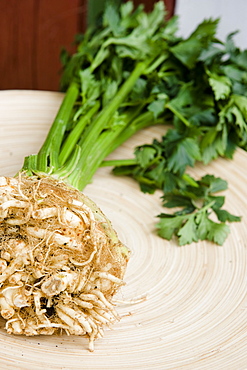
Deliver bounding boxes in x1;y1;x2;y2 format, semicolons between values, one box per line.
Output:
0;0;175;91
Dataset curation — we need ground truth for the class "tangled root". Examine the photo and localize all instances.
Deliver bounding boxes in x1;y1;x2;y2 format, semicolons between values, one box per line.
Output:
0;174;130;351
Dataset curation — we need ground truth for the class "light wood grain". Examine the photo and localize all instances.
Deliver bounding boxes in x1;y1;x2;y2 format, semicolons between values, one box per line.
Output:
0;90;246;369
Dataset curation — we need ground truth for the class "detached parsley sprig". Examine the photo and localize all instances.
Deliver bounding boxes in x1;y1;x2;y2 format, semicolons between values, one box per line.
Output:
156;175;241;246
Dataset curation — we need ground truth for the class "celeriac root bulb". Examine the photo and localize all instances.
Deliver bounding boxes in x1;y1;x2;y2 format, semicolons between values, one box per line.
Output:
0;175;130;351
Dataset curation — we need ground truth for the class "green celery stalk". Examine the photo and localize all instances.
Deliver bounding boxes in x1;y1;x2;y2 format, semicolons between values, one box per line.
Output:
21;60;156;190
37;82;79;172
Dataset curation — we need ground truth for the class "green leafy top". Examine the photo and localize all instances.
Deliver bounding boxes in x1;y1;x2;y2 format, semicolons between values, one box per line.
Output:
23;1;246;246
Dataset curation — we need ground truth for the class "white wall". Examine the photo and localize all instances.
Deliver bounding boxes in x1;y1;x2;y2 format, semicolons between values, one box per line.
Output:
175;0;247;50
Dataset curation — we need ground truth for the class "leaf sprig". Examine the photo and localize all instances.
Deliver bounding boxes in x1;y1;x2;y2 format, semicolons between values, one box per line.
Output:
157;175;241;246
